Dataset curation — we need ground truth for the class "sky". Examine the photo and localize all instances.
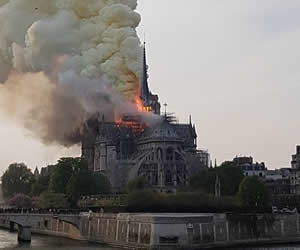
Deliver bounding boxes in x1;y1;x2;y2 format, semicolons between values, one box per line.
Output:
1;0;300;173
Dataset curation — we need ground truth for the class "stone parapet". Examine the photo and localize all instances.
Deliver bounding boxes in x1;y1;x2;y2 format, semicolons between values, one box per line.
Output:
1;213;300;249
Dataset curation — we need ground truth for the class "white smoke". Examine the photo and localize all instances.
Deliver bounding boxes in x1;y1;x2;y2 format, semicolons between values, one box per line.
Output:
0;0;144;146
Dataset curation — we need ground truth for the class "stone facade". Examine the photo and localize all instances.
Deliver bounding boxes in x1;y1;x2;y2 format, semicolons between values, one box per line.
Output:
0;185;4;208
82;117;208;192
265;169;291;196
2;213;300;249
290;145;300;194
224;156;266;178
81;45;209;192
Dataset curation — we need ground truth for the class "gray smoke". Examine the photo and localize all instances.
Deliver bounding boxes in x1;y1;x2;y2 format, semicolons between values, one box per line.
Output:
0;0;147;146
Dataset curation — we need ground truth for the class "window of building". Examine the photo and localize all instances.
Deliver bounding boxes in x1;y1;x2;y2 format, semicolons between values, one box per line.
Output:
166;147;174;161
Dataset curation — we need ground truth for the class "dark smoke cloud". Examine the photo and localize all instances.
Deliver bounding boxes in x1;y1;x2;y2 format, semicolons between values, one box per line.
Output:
0;0;144;147
0;72;126;146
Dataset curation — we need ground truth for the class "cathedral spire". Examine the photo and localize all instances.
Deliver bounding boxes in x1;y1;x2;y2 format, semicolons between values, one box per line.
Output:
140;42;150;106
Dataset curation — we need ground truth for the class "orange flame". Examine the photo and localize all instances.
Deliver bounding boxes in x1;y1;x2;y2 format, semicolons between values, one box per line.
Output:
113;96;152;133
134;95;152;113
113;71;152;132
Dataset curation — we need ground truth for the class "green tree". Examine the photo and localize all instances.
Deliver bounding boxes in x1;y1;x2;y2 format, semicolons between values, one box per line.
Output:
49;158;81;193
32;175;50;196
190;163;244;196
1;163;34;199
49;157;111;207
127;177;149;193
218;162;245;196
190;170;215;193
66;164;94;206
67;166;112;206
238;176;270;211
92;172;111;194
34;192;70;209
127;190;158;212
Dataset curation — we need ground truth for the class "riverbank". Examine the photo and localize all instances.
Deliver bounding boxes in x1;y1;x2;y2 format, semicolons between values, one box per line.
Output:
0;229;118;250
1;213;300;249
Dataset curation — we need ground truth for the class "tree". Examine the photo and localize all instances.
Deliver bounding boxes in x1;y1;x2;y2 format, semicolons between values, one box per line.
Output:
190;170;216;193
67;165;112;206
31;175;50;196
1;163;34;199
92;172;111;194
218;163;245;196
190;163;244;196
238;176;270;211
127;177;149;193
49;158;81;193
66;164;94;206
48;157;112;207
33;192;70;209
127;190;158;212
8;193;32;208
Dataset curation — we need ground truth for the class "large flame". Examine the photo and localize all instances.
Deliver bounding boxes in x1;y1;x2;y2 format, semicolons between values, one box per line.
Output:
114;96;151;133
113;68;152;132
133;96;151;112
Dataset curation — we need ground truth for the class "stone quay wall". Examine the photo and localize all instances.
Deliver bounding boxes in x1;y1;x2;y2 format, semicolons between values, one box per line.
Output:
0;215;82;240
1;213;300;249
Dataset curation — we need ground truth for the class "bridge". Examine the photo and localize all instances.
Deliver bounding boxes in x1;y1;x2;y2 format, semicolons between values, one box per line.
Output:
0;213;81;242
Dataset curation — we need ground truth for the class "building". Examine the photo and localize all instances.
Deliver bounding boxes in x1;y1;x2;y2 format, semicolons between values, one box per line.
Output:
233;156;253;166
225;156;266;178
240;162;266;178
81;45;209;193
0;185;4;208
290;145;300;194
291;146;300;169
264;168;291;195
194;150;210;172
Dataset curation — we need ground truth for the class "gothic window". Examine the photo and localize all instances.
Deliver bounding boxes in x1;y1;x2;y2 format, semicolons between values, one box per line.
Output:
157;148;163;160
154;174;158;185
177;176;181;185
165;170;172;186
167;147;174;161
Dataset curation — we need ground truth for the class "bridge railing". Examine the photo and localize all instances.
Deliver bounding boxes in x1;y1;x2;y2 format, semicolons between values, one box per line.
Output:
0;208;85;215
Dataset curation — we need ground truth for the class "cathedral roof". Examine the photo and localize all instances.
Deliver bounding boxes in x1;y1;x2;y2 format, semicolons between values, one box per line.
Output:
140;120;182;143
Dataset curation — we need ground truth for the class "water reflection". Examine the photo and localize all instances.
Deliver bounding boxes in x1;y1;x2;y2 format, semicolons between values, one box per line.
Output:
0;229;117;249
227;245;300;250
2;229;300;250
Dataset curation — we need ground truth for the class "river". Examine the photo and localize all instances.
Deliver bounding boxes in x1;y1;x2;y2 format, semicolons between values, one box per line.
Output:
1;229;300;250
0;229;117;250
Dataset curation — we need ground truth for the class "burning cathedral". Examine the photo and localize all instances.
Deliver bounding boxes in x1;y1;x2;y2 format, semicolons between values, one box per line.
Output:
81;45;209;193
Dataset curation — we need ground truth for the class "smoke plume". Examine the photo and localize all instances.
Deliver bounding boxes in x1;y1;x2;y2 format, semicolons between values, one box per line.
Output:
0;0;144;146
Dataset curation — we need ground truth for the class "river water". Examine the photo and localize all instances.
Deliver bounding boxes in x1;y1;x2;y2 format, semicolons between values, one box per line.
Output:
0;229;117;250
1;229;300;250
